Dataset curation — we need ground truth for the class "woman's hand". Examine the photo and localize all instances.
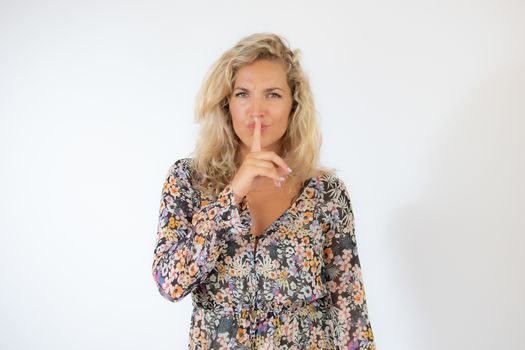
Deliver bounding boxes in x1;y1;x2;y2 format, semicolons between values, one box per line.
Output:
230;116;292;203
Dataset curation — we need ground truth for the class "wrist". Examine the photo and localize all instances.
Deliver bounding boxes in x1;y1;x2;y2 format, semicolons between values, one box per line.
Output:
233;193;244;206
230;184;244;205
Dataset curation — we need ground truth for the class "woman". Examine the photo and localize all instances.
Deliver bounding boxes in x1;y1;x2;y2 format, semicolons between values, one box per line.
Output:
152;33;375;349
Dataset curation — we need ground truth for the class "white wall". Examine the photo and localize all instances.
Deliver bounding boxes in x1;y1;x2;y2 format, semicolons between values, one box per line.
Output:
1;1;524;349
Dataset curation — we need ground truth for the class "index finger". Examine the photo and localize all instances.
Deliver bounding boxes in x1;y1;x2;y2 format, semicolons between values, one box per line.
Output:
251;115;261;152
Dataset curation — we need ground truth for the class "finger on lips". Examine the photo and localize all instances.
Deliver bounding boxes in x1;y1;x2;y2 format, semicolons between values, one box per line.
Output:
251;116;261;152
249;115;292;187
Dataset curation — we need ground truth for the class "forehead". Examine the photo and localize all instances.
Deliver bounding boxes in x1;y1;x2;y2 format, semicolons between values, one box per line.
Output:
233;59;288;87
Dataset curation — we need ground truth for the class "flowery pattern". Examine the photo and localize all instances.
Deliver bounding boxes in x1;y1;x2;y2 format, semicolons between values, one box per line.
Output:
152;158;375;349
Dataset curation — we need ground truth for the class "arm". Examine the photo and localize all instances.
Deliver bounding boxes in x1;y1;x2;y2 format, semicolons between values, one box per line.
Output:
151;159;244;302
323;177;375;349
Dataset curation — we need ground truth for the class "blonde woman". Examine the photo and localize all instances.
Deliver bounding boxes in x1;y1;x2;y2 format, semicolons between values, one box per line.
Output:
152;33;375;349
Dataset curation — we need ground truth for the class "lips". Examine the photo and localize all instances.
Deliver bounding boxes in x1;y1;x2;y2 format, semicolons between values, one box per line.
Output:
247;123;268;130
248;125;268;133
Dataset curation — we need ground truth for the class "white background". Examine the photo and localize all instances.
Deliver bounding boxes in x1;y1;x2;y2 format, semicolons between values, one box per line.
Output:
1;1;524;349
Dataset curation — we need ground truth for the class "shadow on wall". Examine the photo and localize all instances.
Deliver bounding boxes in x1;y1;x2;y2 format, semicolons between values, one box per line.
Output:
388;63;525;350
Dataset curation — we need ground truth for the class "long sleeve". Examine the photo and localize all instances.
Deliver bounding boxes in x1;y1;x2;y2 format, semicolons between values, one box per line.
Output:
323;177;375;349
151;159;244;302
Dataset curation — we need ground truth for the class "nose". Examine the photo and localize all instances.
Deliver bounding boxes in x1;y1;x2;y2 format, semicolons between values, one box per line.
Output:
249;94;266;119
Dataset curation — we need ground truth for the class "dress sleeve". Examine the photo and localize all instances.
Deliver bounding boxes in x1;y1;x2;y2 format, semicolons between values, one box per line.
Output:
323;177;375;349
151;159;244;302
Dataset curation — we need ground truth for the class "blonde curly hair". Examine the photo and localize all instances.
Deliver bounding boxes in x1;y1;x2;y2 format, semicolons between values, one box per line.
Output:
189;32;335;196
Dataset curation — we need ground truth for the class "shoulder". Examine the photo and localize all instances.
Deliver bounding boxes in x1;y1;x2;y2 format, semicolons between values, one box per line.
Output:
319;172;352;203
166;157;193;181
318;172;354;227
166;158;191;185
319;175;359;249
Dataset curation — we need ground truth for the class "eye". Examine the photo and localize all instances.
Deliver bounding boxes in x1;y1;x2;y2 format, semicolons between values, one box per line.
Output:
234;92;247;97
269;92;282;98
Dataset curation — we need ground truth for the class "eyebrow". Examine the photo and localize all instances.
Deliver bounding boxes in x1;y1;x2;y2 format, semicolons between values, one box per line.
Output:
233;86;284;92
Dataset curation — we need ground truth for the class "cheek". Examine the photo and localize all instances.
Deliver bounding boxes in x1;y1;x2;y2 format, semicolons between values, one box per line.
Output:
230;106;246;128
229;102;242;123
231;117;243;137
230;99;248;114
230;110;246;139
271;105;292;125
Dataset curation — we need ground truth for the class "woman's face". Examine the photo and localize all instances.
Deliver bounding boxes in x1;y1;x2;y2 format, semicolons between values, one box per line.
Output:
228;59;293;157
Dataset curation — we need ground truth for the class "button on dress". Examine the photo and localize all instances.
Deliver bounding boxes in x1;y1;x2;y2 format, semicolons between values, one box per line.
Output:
152;158;375;349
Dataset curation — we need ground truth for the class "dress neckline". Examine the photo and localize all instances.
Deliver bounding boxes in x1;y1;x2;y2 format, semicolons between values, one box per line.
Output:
242;176;316;238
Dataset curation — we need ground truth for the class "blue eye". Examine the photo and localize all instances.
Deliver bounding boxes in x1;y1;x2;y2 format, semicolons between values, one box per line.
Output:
234;92;281;98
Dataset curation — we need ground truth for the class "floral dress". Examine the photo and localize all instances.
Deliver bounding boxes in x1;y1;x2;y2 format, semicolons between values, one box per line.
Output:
152;158;375;350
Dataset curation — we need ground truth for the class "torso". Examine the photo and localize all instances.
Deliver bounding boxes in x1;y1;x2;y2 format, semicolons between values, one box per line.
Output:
245;178;303;238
